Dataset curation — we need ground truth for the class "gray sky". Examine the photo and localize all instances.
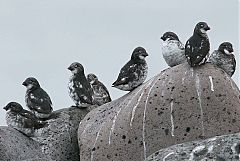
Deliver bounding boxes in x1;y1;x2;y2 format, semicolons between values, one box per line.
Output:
0;0;239;125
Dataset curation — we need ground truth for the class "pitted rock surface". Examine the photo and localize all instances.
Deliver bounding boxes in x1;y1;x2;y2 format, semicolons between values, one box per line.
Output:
0;106;96;161
78;62;240;161
147;132;240;161
0;126;49;161
33;105;97;161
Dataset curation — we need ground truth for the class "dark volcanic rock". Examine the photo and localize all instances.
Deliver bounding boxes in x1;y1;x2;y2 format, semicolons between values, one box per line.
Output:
0;127;49;161
0;105;97;161
147;132;240;161
78;62;240;161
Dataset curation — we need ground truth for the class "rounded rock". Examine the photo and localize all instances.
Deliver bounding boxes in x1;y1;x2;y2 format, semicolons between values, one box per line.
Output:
78;63;240;161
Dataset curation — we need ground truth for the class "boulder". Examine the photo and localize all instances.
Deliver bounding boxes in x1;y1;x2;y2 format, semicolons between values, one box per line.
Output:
0;126;49;161
147;132;240;161
0;105;97;161
78;62;240;161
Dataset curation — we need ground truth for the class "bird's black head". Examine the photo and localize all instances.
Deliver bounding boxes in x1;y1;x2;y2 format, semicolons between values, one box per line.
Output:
194;22;210;35
131;47;148;61
161;32;179;41
22;77;40;90
3;102;23;112
87;73;98;85
218;42;234;55
68;62;84;75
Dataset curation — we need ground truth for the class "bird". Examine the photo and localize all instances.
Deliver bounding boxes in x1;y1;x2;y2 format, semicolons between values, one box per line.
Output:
22;77;53;119
87;73;111;105
185;22;211;67
68;62;94;108
112;47;148;91
207;42;236;77
3;102;46;136
161;31;186;67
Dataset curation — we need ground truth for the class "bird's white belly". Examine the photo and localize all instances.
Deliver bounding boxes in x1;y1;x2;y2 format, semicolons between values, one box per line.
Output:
162;41;186;67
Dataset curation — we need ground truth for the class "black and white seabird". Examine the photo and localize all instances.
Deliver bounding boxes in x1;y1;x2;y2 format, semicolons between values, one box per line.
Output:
3;102;46;136
208;42;236;77
185;22;211;67
22;77;53;119
68;62;94;108
112;47;148;91
87;73;111;105
161;31;186;67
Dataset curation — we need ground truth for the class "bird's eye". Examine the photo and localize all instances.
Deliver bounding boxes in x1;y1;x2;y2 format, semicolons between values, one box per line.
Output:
75;65;78;68
200;24;204;27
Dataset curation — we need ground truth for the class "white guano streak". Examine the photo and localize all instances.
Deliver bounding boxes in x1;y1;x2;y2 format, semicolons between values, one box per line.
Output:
142;77;159;161
182;71;188;84
195;74;205;136
170;100;174;137
108;85;147;145
163;152;175;161
161;80;166;97
130;81;153;127
108;107;122;145
91;124;104;161
208;76;214;91
191;67;194;77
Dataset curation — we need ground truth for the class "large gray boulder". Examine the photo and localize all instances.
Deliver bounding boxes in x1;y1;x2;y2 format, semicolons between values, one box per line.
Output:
0;106;97;161
147;132;240;161
0;127;49;161
78;63;240;161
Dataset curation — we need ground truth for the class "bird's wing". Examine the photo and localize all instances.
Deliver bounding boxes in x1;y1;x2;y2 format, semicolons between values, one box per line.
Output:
112;61;137;86
73;77;93;104
19;110;38;128
20;110;37;120
28;89;53;113
99;81;111;101
231;55;236;76
192;39;210;65
184;40;192;65
20;109;46;128
185;37;209;66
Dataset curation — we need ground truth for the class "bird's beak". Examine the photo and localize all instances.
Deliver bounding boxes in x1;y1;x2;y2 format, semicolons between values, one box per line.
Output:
142;52;149;57
68;66;73;71
22;81;27;86
204;26;210;31
160;36;165;41
3;106;8;111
